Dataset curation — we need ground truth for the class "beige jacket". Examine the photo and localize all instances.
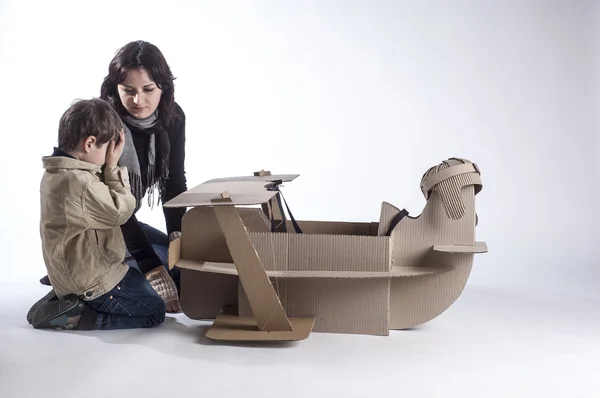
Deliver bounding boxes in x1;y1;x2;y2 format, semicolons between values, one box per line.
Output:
40;156;137;300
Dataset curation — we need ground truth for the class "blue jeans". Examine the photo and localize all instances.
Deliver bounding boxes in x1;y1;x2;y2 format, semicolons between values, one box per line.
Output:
124;222;181;296
82;267;166;330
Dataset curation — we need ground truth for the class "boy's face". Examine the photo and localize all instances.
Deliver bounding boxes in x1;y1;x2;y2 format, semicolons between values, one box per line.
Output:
79;136;110;166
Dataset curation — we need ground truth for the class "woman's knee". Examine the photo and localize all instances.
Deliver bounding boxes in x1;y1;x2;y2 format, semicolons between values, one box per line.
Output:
140;223;169;246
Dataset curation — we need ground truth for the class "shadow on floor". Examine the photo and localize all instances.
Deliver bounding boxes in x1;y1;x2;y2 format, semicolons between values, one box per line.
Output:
56;315;307;364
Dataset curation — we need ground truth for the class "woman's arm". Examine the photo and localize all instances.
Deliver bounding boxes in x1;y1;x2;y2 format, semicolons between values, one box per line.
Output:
162;103;188;236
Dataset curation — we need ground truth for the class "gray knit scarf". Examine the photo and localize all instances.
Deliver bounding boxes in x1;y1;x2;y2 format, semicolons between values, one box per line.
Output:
118;111;170;211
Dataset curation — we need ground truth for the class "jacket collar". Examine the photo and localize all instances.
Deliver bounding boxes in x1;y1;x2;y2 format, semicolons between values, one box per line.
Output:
42;154;102;173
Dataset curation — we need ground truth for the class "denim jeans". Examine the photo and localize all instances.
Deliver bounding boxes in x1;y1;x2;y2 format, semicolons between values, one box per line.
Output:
82;266;166;330
124;222;181;295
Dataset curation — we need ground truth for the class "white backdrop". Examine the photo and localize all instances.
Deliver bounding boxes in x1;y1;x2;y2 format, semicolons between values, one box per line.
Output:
0;0;598;301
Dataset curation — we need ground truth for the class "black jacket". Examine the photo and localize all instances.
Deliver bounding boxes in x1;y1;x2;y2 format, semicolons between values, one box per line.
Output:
120;102;187;274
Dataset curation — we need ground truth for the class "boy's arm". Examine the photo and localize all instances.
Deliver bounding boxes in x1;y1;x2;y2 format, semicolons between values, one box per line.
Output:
84;166;137;230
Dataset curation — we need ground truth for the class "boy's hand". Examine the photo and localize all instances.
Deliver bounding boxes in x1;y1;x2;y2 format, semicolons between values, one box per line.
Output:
105;130;125;167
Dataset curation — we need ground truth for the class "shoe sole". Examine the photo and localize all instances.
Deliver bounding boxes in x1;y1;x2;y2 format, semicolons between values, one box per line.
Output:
32;295;82;329
26;290;57;325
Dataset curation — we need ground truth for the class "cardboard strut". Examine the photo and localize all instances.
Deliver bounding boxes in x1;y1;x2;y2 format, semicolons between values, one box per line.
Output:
164;158;488;342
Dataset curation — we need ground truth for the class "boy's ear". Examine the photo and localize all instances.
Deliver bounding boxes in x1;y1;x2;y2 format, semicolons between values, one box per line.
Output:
82;136;97;153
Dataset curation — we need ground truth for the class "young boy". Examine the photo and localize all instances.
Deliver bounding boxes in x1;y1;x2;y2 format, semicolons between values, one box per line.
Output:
28;98;166;330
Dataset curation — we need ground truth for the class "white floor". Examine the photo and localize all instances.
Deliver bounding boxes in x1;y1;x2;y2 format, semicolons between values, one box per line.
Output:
0;282;598;398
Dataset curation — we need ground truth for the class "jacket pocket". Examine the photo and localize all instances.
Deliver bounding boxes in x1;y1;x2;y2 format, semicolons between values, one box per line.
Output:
98;232;125;265
95;295;131;316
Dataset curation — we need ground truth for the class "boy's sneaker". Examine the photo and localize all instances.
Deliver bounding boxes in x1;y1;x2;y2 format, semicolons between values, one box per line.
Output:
26;290;58;325
31;294;87;330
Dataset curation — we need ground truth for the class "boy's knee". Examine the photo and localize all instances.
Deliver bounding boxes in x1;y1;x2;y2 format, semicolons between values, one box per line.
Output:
155;304;167;326
149;296;166;327
150;313;165;327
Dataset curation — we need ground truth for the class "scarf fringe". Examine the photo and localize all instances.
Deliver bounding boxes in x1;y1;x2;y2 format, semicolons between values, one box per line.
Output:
129;167;170;211
129;172;144;212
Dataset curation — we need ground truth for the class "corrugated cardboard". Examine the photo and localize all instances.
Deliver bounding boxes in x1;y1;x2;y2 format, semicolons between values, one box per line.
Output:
164;158;487;342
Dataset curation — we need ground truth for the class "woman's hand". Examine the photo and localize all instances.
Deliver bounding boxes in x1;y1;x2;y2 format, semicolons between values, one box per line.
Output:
169;231;181;242
145;267;181;313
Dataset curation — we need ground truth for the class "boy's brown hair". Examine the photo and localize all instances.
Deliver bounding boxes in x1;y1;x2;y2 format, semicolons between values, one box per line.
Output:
58;98;123;151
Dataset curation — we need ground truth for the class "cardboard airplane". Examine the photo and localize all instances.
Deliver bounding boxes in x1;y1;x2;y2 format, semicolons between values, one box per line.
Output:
164;157;487;342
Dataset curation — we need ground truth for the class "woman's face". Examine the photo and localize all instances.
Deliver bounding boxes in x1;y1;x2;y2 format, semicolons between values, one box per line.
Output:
117;68;163;119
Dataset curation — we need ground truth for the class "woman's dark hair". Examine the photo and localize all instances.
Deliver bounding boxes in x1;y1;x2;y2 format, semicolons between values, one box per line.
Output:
100;40;177;130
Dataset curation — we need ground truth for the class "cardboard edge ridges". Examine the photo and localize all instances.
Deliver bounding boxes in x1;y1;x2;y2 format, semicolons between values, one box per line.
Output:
168;237;181;270
387;158;488;330
202;191;315;342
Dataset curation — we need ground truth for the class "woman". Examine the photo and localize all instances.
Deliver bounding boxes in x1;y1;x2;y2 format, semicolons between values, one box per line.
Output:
100;40;187;313
39;40;186;314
